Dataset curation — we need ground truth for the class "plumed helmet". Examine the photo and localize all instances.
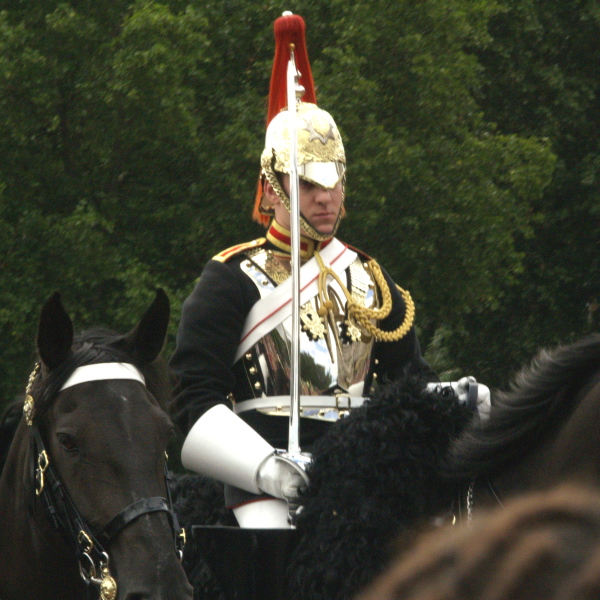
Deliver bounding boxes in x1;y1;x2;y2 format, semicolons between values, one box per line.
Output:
260;102;346;239
253;13;346;240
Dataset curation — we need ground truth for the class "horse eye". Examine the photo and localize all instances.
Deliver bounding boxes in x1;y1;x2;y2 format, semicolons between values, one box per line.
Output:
57;433;78;452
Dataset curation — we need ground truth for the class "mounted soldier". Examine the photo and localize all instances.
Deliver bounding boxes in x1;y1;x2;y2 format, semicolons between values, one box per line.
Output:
169;11;434;529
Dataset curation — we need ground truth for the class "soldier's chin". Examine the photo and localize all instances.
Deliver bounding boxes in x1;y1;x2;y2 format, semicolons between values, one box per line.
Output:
315;224;334;235
305;216;340;238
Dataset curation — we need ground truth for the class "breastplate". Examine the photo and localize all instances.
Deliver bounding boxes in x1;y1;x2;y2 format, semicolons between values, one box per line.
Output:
238;248;378;412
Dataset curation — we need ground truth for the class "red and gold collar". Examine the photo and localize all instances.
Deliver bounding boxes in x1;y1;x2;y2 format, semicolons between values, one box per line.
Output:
266;221;333;260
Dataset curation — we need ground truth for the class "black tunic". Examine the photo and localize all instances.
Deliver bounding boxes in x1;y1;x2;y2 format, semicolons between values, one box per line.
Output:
169;239;431;449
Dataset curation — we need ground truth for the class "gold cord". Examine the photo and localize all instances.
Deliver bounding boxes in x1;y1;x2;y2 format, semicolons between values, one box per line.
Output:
314;252;415;342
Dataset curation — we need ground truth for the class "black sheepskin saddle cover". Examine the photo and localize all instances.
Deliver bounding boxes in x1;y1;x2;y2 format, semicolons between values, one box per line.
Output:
286;370;473;600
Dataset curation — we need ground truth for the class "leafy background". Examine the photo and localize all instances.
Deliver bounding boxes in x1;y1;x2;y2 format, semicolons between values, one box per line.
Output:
0;0;598;408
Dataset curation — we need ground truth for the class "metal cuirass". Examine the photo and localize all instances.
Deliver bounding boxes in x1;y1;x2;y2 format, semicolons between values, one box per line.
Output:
236;247;378;421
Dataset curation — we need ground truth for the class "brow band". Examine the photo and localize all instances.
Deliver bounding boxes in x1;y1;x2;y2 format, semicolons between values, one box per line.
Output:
60;363;145;391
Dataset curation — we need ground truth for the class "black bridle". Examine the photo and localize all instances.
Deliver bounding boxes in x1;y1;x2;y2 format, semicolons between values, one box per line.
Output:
26;368;185;600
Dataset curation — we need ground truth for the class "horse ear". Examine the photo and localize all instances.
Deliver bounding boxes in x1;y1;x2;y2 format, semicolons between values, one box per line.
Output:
37;292;74;370
124;289;170;366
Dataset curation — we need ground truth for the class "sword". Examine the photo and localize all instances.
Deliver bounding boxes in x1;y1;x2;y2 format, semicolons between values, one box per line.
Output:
287;41;302;456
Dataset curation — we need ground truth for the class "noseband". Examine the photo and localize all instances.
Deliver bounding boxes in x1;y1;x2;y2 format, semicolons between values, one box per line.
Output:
24;363;186;600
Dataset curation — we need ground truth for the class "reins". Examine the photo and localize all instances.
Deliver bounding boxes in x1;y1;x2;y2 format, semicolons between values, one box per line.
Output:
24;363;186;600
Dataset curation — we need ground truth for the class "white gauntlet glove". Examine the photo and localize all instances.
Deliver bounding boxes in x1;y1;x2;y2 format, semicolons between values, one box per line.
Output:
428;377;491;421
256;453;310;501
455;376;491;420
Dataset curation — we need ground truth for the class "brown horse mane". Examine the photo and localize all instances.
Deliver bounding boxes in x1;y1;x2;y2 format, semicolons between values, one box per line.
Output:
446;333;600;481
357;483;600;600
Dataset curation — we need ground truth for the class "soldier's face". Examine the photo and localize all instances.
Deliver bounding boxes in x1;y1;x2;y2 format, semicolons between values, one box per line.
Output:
275;174;343;237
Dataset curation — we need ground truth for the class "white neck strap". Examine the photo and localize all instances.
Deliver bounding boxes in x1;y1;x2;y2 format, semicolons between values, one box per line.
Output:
60;363;145;391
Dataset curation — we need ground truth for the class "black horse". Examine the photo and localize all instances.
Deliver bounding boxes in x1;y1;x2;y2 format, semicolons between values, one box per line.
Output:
0;291;194;600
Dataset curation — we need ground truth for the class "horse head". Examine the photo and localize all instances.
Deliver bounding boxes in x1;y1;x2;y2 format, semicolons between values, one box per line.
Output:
0;290;193;600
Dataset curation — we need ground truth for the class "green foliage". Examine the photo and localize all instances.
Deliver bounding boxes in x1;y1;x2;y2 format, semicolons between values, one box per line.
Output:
298;0;558;385
443;0;600;385
0;0;592;408
0;2;212;399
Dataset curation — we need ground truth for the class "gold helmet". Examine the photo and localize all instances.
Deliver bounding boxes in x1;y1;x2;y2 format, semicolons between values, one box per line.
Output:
253;13;346;240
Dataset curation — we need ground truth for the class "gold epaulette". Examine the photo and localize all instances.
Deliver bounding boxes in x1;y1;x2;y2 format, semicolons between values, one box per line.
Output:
212;238;267;263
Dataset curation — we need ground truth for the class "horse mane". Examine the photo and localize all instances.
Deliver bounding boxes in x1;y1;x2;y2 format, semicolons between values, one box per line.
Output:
446;333;600;481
